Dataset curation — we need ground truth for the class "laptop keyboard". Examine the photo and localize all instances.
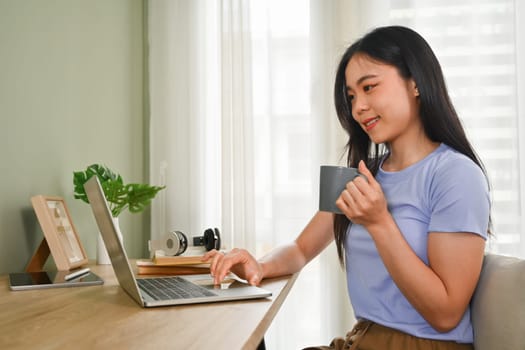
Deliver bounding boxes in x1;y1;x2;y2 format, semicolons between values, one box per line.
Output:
137;277;217;300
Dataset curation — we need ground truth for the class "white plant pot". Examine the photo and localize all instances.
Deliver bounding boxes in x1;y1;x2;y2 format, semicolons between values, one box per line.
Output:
97;217;123;265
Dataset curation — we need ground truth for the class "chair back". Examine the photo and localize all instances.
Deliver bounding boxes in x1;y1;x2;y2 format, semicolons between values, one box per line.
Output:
471;253;525;350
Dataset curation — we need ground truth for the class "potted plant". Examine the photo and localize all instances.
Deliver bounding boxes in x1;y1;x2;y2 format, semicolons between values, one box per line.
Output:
73;164;165;263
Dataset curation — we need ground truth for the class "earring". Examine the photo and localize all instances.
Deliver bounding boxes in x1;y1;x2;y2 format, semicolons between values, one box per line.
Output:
415;87;420;96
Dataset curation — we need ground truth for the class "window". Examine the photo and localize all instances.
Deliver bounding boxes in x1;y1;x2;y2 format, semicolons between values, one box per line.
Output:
389;0;521;256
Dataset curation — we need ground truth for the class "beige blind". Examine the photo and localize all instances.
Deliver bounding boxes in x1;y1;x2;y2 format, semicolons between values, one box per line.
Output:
389;1;520;256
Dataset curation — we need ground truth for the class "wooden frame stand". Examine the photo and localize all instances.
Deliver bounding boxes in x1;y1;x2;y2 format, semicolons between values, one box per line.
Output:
27;195;88;272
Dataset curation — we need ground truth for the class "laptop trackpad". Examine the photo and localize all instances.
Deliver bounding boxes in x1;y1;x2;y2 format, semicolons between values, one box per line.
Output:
192;277;237;290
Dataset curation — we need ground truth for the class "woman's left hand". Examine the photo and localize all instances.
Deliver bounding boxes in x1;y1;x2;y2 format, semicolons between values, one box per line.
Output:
335;160;389;227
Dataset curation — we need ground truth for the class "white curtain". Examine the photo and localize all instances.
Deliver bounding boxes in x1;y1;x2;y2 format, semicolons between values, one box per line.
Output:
148;1;524;348
149;1;355;347
149;0;223;247
518;0;525;256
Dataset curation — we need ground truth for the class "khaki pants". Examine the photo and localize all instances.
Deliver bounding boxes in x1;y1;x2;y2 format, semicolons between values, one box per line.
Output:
303;321;474;350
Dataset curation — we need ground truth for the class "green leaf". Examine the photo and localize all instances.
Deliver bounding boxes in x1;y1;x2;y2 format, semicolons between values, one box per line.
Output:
72;164;165;218
125;183;166;214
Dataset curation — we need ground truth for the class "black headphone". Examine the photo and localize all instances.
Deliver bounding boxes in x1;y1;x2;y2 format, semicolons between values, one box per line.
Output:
149;228;221;257
193;227;221;251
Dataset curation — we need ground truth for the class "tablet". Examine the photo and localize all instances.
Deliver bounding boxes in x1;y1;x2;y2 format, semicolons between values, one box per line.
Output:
8;270;104;291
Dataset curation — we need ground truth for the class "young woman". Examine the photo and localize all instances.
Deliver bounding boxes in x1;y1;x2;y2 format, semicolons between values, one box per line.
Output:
204;26;491;350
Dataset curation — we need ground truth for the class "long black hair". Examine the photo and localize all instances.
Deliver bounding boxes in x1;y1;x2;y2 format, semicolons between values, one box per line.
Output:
333;25;490;265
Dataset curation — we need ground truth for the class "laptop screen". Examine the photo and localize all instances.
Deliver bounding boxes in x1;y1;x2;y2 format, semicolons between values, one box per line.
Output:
84;176;145;306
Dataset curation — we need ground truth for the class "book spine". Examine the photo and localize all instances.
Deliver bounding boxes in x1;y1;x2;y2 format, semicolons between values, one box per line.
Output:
137;266;209;275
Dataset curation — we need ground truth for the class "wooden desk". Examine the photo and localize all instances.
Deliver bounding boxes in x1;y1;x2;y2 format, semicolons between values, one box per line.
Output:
0;262;297;350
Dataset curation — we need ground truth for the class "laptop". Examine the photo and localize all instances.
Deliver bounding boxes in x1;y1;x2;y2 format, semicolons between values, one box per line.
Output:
84;176;272;307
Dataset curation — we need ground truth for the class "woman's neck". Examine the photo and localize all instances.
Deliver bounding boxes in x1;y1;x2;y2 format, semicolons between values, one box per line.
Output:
382;139;440;172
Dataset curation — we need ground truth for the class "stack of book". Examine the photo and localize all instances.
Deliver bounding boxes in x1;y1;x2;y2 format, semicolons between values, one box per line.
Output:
136;254;210;275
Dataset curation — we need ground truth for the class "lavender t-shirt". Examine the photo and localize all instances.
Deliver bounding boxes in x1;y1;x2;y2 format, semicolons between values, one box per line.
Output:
345;143;490;343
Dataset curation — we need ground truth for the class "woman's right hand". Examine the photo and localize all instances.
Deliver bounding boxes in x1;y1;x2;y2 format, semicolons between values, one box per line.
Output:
203;248;264;286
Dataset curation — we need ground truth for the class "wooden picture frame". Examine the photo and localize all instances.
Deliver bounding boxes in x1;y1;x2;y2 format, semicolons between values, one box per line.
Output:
28;195;88;271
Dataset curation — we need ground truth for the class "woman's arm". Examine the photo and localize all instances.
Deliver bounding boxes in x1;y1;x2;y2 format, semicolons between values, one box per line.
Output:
369;216;484;332
204;210;335;285
338;160;486;332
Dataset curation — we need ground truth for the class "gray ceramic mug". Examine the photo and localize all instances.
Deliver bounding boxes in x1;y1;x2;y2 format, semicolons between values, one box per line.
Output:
319;165;364;214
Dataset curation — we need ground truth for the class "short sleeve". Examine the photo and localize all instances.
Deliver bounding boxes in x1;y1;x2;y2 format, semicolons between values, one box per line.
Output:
428;158;490;239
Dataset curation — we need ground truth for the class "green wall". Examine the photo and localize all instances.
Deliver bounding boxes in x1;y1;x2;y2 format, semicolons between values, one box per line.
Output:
0;0;148;274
